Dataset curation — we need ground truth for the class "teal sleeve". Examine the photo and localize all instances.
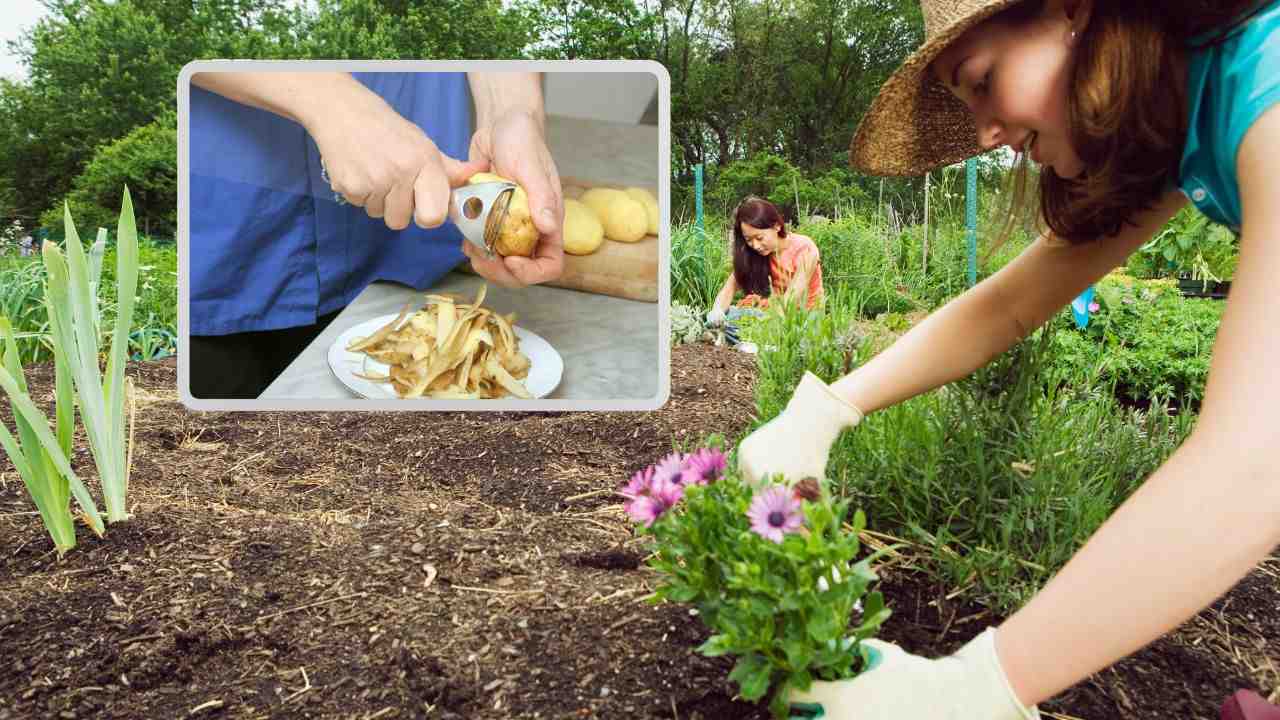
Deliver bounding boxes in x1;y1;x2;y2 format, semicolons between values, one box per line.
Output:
1226;17;1280;174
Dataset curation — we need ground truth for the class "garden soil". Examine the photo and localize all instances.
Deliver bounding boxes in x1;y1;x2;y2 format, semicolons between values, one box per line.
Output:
2;344;1276;719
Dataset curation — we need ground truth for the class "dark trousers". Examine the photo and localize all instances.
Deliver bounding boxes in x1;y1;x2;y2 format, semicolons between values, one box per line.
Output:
189;310;342;399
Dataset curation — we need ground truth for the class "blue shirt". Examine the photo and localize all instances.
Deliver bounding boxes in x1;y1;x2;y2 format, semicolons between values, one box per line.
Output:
190;72;473;336
1177;0;1280;232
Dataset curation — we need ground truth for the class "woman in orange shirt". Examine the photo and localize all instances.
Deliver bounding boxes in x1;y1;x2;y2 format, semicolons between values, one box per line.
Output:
706;197;825;348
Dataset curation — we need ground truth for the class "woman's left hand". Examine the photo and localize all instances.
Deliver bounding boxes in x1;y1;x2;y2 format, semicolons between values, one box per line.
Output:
462;108;564;288
788;629;1039;720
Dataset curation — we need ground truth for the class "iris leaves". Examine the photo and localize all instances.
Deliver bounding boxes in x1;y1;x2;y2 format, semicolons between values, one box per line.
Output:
0;188;139;555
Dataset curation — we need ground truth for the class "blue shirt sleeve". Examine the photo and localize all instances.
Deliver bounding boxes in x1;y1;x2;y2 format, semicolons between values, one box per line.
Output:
1177;0;1280;230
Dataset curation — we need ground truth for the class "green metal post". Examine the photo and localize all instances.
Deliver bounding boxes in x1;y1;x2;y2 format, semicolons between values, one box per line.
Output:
696;163;706;237
966;157;978;286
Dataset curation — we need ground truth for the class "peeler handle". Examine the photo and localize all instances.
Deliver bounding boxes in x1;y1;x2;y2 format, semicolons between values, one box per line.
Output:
448;182;516;256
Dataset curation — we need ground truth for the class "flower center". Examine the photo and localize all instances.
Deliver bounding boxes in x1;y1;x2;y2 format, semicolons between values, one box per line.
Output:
768;511;786;527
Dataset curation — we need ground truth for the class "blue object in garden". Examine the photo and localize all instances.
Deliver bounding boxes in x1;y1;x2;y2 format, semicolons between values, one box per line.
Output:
129;327;176;361
966;157;977;287
1071;285;1095;329
694;163;705;238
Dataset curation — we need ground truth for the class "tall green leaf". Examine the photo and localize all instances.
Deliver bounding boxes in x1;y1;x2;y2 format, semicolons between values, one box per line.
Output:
42;191;137;525
0;316;105;552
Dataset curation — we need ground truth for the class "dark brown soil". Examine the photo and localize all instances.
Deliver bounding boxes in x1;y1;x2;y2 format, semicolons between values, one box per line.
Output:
1;343;1276;719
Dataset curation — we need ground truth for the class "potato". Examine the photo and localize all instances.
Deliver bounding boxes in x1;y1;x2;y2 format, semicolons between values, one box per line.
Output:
563;198;605;255
466;171;537;257
624;187;659;236
580;188;648;243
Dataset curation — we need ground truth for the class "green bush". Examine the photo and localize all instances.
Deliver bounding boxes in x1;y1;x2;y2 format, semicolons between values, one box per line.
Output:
1049;273;1222;408
40;111;177;241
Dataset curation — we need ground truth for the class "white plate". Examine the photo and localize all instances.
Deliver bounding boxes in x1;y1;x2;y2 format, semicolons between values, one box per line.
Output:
327;312;563;400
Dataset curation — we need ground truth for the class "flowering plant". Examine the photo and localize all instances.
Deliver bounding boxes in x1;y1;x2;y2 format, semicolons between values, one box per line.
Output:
620;444;890;719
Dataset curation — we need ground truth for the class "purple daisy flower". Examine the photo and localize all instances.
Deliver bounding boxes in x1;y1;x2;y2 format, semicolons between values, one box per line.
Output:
652;451;687;484
680;448;727;486
625;474;685;527
747;486;804;543
1088;301;1100;313
619;465;655;500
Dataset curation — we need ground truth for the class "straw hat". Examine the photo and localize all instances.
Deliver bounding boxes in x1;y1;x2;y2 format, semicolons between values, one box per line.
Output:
849;0;1029;177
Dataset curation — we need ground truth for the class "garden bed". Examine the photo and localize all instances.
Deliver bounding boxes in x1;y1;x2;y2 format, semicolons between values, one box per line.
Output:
1;343;1276;719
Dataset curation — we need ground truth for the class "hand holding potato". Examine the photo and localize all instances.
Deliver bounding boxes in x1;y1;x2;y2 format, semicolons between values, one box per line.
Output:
462;108;565;288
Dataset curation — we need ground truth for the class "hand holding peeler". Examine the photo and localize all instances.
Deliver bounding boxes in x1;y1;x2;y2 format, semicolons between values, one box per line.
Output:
448;181;517;258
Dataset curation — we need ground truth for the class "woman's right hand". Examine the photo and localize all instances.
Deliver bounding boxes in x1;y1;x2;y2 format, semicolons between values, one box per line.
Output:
736;371;865;487
302;78;484;232
706;306;726;326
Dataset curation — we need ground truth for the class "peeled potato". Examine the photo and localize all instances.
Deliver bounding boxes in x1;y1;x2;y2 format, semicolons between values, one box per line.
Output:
624;187;659;236
580;188;648;243
563;198;605;255
466;171;537;257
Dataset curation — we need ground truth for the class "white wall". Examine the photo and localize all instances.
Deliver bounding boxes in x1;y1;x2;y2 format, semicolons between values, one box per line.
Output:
544;71;658;125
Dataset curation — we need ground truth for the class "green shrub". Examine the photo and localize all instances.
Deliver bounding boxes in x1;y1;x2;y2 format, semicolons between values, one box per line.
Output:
1049;273;1223;408
40;111;177;241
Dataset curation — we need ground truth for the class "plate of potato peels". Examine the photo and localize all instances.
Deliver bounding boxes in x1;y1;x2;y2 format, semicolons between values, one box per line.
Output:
327;285;562;400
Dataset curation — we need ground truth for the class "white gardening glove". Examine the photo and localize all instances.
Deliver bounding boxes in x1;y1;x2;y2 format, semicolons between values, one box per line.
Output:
788;628;1040;720
736;370;864;487
706;306;726;326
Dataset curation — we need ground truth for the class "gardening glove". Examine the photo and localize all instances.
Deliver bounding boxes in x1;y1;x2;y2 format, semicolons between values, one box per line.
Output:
788;628;1040;720
736;370;863;488
706;306;726;326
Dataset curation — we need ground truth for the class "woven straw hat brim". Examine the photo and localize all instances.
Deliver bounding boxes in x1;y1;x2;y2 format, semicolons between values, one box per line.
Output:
850;0;1026;177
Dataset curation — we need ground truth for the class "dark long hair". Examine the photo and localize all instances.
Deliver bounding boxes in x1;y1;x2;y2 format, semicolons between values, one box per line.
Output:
732;197;786;298
988;0;1269;249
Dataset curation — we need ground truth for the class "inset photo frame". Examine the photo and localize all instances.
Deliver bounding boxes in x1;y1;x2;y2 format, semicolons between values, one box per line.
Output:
177;60;670;411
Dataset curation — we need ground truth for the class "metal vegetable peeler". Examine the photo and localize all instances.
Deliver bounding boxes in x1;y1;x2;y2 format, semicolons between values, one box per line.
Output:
449;181;517;258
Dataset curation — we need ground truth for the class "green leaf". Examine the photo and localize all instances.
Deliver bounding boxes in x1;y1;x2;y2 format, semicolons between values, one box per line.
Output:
728;652;773;702
806;611;838;643
666;584;699;603
0;361;104;538
696;634;734;658
768;689;793;720
783;638;814;671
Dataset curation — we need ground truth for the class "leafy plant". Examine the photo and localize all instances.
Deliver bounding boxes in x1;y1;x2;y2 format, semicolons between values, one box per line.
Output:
1050;273;1222;408
619;446;890;718
671;223;730;310
1130;205;1238;283
41;190;141;524
671;302;707;346
0;316;105;556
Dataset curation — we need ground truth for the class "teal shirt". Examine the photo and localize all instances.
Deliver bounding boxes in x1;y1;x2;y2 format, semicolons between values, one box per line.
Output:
1178;0;1280;232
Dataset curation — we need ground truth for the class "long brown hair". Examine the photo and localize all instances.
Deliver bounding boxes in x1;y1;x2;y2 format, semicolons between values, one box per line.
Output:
989;0;1269;249
732;197;786;298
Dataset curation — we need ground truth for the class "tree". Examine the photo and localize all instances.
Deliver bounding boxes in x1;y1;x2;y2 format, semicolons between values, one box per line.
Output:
521;0;660;59
296;0;534;59
0;0;302;229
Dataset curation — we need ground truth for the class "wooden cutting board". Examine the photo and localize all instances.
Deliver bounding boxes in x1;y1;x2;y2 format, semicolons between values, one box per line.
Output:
460;175;660;303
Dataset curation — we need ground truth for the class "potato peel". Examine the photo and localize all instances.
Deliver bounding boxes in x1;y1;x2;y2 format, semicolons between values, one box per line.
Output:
345;284;534;399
